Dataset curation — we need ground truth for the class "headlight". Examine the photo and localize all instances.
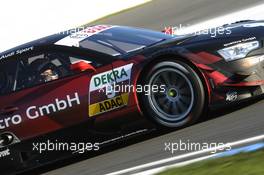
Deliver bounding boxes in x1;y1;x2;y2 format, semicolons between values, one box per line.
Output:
218;41;260;62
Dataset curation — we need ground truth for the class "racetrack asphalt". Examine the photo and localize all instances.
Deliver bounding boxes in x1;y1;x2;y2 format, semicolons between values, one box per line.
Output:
42;0;264;174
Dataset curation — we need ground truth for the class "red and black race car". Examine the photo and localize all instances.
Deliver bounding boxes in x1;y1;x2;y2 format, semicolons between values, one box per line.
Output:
1;20;264;173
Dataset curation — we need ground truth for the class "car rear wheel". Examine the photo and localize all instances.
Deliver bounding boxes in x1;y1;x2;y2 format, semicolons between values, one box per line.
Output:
139;60;205;128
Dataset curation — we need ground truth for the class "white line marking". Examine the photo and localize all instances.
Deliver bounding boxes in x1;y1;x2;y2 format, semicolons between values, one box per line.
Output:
132;155;215;175
105;134;264;175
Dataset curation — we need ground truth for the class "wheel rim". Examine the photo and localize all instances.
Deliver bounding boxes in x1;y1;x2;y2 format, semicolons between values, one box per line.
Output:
148;67;194;122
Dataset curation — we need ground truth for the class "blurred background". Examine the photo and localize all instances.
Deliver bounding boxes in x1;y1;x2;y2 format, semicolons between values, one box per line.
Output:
2;1;264;174
1;0;264;52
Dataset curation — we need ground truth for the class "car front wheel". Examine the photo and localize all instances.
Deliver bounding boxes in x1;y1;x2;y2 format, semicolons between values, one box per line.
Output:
139;60;205;128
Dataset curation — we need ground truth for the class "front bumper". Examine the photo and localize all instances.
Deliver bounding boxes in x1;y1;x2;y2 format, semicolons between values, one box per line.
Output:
204;55;264;106
0;146;25;175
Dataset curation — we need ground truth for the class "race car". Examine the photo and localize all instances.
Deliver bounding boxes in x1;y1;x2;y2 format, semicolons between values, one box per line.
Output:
1;20;264;174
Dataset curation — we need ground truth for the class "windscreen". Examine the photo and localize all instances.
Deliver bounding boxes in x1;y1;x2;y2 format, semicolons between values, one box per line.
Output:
79;26;172;56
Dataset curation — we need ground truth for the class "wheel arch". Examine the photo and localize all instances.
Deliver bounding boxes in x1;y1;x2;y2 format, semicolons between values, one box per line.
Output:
136;52;211;118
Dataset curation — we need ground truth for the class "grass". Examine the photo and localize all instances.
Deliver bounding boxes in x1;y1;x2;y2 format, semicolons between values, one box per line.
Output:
158;149;264;175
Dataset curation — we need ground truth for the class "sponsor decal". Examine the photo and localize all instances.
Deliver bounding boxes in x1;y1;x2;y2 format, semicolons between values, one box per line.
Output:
88;64;133;117
223;37;256;47
26;93;80;119
55;25;115;47
90;64;133;91
99;129;148;145
0;149;10;158
0;93;80;129
226;91;238;102
89;93;129;116
0;46;34;61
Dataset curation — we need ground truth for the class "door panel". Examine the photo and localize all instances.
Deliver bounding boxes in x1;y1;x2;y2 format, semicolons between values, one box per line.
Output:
0;73;91;140
0;49;115;141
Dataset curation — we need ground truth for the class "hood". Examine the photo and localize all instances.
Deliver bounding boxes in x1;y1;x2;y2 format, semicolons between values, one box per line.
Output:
183;20;264;44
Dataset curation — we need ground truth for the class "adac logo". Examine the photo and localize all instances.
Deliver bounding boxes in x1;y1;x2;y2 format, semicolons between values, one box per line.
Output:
89;93;129;117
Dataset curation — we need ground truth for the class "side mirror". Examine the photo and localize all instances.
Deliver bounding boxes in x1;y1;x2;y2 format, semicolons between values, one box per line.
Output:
70;61;96;73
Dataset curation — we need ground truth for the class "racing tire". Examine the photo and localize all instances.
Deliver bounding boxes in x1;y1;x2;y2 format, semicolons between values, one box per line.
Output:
139;60;205;128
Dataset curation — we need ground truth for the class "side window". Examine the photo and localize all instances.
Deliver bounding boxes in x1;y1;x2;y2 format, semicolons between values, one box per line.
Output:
0;60;17;95
16;52;78;90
